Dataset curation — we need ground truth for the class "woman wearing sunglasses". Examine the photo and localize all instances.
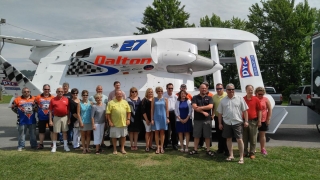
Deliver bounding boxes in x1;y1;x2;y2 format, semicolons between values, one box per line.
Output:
127;87;142;151
151;87;169;154
70;88;81;150
77;90;92;154
255;87;272;155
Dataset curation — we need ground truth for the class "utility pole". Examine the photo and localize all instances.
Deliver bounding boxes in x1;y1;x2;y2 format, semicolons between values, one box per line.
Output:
0;18;6;55
0;18;5;100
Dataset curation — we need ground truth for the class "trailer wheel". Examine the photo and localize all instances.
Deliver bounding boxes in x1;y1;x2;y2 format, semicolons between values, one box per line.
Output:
300;100;305;106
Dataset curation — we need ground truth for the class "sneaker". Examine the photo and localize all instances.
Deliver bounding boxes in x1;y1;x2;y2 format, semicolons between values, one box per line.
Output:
183;139;186;146
17;147;22;151
64;146;70;152
51;147;57;153
261;148;268;155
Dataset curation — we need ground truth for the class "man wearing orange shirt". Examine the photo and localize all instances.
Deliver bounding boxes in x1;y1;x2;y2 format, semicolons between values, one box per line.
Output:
176;84;193;100
12;87;37;151
35;84;54;149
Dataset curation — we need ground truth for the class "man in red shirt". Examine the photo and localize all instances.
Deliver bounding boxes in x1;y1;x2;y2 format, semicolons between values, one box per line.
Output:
49;87;70;153
243;85;262;159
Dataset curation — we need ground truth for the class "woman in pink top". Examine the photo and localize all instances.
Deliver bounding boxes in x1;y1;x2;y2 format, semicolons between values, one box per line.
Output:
255;87;272;155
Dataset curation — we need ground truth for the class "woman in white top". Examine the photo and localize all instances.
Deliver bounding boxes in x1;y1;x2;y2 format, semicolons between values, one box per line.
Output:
175;90;192;152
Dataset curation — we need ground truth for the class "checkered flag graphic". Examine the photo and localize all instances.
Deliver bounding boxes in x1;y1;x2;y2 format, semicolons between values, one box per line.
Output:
0;57;30;85
67;57;104;76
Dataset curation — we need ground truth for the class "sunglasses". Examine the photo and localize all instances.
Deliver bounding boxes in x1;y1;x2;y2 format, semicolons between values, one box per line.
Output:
82;95;88;96
23;91;30;93
167;88;173;90
131;91;137;93
257;94;264;96
226;89;235;91
43;89;50;90
72;93;78;95
216;88;222;90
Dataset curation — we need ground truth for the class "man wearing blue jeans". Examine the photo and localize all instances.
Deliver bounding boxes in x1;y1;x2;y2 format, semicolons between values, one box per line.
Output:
12;87;37;151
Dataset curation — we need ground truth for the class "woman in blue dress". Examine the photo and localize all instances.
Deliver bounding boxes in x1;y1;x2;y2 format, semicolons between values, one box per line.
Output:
151;86;169;154
175;90;192;153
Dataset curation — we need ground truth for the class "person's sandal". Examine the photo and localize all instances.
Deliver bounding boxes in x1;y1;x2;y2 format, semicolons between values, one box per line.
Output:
145;147;150;152
155;148;160;154
180;148;184;152
95;150;100;155
82;149;87;154
238;159;244;164
189;150;198;155
206;150;215;157
160;148;165;154
226;157;235;161
37;144;44;150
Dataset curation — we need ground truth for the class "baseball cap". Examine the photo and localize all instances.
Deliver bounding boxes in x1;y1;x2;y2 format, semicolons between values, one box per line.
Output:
180;84;187;88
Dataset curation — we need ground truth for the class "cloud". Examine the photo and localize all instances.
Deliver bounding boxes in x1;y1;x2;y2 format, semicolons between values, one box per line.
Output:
0;0;319;72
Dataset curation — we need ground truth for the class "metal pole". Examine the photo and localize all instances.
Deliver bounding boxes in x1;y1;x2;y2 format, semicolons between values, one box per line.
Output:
0;18;6;55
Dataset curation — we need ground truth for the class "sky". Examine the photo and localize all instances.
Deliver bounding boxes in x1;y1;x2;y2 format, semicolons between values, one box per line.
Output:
0;0;319;70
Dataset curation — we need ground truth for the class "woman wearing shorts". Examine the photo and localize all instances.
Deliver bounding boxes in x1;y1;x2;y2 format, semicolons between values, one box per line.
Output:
175;90;192;153
91;93;107;154
255;87;272;155
77;90;92;154
141;88;154;152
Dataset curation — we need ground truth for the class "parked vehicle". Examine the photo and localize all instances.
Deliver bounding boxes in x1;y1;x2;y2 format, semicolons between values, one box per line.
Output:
289;85;313;106
265;87;282;105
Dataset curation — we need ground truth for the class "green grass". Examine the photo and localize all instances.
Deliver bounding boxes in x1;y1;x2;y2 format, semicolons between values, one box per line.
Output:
0;147;319;179
0;95;13;104
282;100;288;106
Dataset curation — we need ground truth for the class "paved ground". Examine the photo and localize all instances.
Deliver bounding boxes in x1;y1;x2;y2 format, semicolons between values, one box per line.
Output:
1;104;320;150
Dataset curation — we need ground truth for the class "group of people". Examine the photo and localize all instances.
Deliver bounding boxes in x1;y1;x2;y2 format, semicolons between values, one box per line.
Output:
12;81;272;164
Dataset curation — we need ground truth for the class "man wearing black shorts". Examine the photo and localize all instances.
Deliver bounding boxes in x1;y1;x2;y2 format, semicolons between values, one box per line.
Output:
217;83;248;164
189;83;214;156
35;84;55;149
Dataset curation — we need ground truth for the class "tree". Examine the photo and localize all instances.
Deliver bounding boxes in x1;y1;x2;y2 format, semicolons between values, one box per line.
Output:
135;0;194;35
247;0;316;97
314;9;320;33
199;14;247;88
